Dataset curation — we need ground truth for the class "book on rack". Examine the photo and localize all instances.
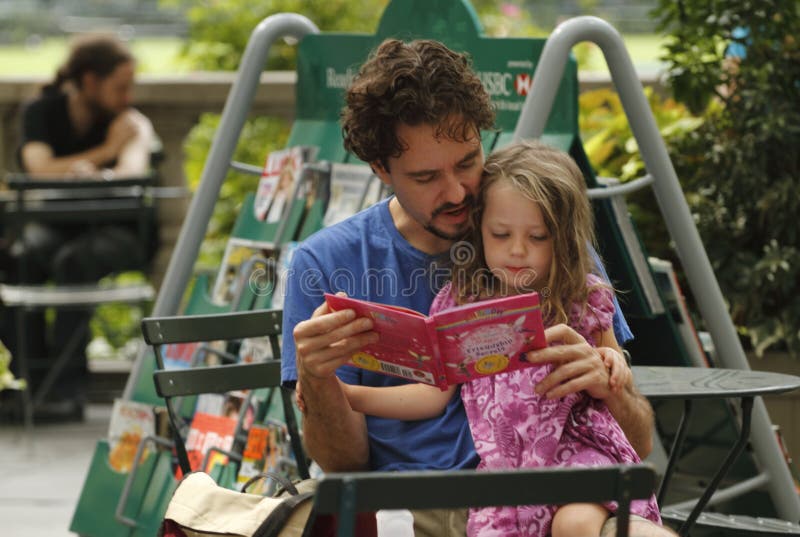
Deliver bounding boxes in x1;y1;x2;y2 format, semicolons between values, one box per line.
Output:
107;398;156;473
649;257;712;367
161;342;201;370
322;164;377;227
211;238;275;305
178;411;239;478
254;146;316;223
235;421;290;494
325;292;547;390
239;335;275;363
296;164;331;216
269;241;299;311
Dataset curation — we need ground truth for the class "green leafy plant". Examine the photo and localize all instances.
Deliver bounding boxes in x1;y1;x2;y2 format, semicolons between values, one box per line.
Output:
651;0;800;356
89;272;153;353
160;0;388;70
0;339;25;392
579;86;702;263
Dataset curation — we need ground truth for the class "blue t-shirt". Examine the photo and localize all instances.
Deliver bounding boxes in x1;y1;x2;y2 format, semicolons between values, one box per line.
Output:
281;198;632;471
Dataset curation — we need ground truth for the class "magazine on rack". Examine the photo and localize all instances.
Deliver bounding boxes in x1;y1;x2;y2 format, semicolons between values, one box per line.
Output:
325;292;547;390
254;146;316;223
179;411;238;478
322;163;377;226
211;239;275;305
107;398;156;473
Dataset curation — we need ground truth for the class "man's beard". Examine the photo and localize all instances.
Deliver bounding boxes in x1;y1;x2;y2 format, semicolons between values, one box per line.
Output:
424;194;475;241
87;97;118;124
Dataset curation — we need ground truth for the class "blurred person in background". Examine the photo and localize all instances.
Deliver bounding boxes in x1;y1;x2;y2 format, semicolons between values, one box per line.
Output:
3;34;157;421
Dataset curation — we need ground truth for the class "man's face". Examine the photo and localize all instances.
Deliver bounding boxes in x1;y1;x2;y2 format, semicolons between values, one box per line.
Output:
84;61;135;120
373;120;484;243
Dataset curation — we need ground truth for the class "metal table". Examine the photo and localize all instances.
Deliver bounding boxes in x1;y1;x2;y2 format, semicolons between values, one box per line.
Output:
633;366;800;536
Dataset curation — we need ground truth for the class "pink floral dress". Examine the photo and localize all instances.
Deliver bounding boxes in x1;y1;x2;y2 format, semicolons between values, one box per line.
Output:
431;275;661;537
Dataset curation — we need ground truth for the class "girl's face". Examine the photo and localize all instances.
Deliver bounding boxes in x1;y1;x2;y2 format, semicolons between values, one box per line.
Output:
481;181;553;295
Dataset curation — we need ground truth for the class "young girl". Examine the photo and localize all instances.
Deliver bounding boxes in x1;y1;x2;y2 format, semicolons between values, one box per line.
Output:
341;140;662;537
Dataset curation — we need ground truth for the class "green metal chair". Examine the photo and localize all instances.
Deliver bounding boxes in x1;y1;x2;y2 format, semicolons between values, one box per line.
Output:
140;309;308;480
87;309;309;536
311;464;657;537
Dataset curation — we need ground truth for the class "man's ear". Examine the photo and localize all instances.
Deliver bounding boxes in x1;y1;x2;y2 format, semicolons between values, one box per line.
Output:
81;72;99;94
371;161;392;186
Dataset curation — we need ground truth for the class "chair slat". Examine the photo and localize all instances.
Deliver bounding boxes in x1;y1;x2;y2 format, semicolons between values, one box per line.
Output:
141;309;282;345
153;361;282;398
313;465;656;513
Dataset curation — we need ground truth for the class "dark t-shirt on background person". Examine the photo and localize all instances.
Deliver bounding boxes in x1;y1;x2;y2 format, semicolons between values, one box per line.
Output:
19;92;113;163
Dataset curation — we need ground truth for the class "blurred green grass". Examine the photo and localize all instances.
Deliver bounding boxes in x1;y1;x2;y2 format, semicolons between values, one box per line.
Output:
579;34;668;73
0;33;667;76
0;37;190;75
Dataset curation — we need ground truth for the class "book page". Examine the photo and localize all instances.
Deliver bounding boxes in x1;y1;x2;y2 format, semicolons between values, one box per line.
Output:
324;293;440;386
433;292;547;385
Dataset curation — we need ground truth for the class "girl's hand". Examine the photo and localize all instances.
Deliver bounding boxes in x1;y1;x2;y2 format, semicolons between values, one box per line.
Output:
597;347;631;394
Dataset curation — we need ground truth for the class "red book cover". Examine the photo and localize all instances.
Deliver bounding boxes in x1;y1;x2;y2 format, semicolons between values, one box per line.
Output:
325;292;547;390
177;412;238;478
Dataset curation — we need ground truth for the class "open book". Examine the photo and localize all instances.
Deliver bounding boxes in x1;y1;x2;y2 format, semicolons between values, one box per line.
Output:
325;292;547;390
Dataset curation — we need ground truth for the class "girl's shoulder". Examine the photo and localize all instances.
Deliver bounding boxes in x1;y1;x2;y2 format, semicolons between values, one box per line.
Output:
570;274;616;337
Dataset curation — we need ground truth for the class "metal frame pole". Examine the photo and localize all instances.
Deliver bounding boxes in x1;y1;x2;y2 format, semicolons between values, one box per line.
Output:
123;13;319;400
513;15;800;521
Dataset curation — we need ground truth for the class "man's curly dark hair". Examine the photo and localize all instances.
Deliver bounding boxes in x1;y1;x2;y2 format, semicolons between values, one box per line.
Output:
341;39;495;170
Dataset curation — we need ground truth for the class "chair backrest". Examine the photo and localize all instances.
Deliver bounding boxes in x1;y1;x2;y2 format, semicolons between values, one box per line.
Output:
312;464;657;537
140;309;308;479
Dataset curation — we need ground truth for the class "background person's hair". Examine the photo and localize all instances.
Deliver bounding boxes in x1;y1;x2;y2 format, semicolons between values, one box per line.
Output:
341;39;495;170
453;140;604;326
42;34;134;96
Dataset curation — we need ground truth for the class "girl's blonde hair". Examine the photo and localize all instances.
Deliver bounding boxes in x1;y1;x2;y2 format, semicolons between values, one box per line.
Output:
453;140;603;325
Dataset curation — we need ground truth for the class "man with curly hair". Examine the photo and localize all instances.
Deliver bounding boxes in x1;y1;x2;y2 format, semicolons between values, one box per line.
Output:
281;39;663;536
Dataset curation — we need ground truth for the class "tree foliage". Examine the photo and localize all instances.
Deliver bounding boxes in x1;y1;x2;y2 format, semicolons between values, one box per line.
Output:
652;0;800;356
160;0;388;70
579;87;702;264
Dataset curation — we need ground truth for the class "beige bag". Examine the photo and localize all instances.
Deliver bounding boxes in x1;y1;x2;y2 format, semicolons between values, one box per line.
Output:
159;472;317;537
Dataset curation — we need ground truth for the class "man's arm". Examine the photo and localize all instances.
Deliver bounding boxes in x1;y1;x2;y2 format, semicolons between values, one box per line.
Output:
526;324;654;457
292;302;378;471
20;109;151;178
21;141;114;177
110;109;154;176
602;377;654;458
